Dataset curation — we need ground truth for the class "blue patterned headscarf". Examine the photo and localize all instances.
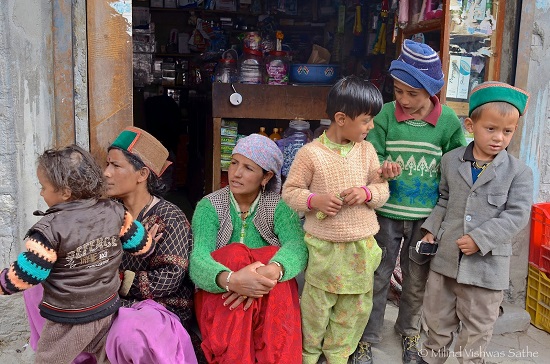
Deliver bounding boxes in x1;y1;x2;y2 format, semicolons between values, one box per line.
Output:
232;133;283;193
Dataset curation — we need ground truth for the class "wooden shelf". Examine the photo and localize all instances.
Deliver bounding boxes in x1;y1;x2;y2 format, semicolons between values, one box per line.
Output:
154;53;197;58
402;18;444;36
207;83;331;192
150;7;260;17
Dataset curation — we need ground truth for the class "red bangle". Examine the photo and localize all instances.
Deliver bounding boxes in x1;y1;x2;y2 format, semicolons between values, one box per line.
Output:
306;193;315;210
361;186;372;202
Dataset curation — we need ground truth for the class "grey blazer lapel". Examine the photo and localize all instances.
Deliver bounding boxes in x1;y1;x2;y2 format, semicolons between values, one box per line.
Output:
458;158;473;188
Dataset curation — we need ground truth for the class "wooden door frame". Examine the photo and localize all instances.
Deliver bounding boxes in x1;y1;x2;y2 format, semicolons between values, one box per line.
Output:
87;0;133;163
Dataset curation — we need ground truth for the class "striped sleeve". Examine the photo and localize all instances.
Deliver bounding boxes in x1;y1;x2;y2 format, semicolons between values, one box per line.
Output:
0;232;57;295
119;211;155;257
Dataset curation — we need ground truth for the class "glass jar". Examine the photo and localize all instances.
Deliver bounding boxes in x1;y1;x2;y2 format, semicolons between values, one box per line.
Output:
265;50;289;85
214;58;238;83
239;48;263;84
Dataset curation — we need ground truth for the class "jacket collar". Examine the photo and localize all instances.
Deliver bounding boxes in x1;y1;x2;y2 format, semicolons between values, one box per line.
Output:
459;143;508;189
33;198;98;216
395;95;442;126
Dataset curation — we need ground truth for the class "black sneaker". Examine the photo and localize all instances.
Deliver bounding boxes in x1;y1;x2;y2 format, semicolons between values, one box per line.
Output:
401;335;421;363
349;341;373;364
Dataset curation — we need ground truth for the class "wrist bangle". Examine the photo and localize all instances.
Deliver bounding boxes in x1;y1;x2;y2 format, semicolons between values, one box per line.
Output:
306;193;315;210
272;261;284;282
361;186;372;203
225;271;233;292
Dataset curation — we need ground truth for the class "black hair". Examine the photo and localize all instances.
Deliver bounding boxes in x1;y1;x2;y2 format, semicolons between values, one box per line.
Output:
37;144;104;200
108;146;168;197
325;75;384;121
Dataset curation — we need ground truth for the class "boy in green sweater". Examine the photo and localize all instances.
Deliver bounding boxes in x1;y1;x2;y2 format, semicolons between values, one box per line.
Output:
351;40;467;364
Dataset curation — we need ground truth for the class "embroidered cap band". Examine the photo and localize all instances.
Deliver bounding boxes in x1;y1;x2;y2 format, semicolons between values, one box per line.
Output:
111;127;172;177
468;82;530;117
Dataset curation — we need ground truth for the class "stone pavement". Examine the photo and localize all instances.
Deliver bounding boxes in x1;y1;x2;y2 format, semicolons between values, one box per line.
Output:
1;302;549;363
363;303;550;364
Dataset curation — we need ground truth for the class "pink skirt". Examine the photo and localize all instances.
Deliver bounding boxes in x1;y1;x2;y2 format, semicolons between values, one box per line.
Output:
23;284;198;364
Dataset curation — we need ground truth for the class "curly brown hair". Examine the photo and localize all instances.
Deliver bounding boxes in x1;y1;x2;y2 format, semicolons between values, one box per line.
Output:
37;144;104;200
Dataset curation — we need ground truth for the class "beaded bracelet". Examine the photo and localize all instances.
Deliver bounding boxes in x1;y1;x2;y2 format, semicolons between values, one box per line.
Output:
225;271;233;292
361;186;372;203
306;193;316;210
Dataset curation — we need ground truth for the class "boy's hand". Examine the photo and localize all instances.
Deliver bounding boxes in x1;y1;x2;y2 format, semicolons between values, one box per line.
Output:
456;235;480;255
378;161;402;179
340;187;368;206
311;193;344;217
421;232;435;243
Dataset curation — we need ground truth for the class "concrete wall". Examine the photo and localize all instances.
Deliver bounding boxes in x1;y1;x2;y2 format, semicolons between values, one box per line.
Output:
0;2;55;341
524;0;550;203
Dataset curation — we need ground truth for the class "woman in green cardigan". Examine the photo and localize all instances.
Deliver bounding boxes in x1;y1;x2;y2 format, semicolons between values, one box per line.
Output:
190;133;308;364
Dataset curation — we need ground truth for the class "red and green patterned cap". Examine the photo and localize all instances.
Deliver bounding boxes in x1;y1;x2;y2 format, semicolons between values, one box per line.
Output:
111;126;171;177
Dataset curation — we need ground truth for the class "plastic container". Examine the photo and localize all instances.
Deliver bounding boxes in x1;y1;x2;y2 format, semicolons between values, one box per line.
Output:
529;203;550;273
258;127;268;137
279;119;313;177
269;128;281;141
313;119;331;138
243;31;261;50
265;51;289;85
239;48;263;84
214;58;238;83
526;264;550;333
289;64;340;84
283;119;313;141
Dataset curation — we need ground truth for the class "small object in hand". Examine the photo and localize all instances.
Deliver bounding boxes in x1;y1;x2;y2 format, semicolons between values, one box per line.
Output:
316;210;327;220
415;240;438;255
316;194;344;220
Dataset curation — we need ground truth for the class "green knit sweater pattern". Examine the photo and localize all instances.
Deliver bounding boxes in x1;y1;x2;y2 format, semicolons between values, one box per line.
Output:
190;197;308;293
367;101;467;220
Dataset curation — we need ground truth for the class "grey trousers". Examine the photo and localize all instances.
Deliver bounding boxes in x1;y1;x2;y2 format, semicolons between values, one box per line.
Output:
421;270;503;364
360;215;431;343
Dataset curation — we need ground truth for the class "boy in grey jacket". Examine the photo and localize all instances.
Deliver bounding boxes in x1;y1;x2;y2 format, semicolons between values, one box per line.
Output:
418;82;533;364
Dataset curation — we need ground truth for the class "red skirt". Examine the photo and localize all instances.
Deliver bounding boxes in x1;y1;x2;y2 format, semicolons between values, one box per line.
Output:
195;243;302;364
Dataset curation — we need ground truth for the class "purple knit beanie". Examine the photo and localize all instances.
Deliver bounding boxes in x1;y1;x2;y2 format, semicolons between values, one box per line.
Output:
389;40;444;96
232;133;283;193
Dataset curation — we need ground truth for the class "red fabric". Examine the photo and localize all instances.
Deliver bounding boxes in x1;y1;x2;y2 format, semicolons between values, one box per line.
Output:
195;244;302;364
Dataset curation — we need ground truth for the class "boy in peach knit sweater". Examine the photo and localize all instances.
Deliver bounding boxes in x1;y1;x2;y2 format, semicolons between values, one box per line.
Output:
282;75;390;364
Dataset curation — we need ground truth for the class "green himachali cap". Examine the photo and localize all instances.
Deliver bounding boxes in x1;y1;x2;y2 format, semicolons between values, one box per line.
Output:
468;82;530;117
